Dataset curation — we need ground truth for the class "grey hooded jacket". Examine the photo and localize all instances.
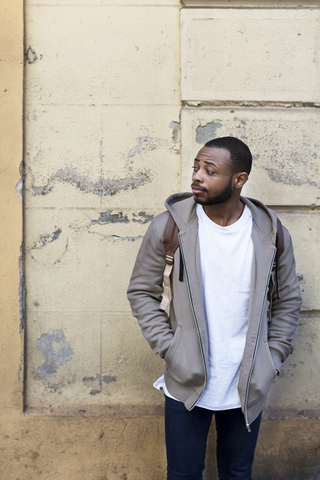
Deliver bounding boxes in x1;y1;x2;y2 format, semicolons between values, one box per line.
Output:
127;193;302;427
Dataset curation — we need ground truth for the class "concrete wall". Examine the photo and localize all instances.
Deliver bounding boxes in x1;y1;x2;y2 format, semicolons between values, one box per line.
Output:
1;0;320;478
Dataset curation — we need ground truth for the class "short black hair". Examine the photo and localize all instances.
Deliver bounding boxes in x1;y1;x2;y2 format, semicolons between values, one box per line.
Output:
204;137;252;175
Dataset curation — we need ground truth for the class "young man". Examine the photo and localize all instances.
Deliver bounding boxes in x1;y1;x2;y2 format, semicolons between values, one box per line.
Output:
127;137;302;480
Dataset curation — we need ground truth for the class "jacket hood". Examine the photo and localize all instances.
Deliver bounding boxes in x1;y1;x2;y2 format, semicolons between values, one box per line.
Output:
165;192;278;246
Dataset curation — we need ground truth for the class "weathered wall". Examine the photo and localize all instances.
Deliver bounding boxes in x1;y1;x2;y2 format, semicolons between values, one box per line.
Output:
1;0;320;479
24;0;181;407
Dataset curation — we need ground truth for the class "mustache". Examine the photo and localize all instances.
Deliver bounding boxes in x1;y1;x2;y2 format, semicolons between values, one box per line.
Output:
191;183;207;192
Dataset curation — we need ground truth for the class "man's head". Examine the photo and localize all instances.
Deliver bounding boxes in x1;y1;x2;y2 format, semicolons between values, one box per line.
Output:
191;137;252;206
204;137;252;175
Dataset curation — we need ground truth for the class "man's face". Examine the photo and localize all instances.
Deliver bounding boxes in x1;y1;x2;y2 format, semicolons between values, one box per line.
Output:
191;147;235;206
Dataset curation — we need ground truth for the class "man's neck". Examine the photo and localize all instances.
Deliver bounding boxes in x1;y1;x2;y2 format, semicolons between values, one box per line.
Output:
203;198;244;227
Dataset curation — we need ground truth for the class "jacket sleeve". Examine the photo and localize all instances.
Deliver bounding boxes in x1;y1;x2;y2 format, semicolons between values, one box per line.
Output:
127;213;174;359
268;228;302;372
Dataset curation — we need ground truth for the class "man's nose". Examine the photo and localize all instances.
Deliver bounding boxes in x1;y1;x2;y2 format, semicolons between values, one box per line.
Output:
193;168;203;183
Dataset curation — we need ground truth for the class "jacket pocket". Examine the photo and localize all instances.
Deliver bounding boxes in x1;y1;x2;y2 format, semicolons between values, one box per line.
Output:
247;340;277;408
164;326;181;363
165;326;204;387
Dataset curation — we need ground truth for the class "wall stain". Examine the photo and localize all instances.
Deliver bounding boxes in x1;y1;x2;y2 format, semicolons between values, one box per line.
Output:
196;121;222;144
36;330;73;377
263;165;318;188
32;168;150;196
128;137;156;158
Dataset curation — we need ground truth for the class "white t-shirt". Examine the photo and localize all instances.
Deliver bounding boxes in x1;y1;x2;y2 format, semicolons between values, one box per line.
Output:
154;203;253;411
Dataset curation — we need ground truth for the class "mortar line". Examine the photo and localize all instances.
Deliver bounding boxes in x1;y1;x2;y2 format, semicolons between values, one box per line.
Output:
182;101;320;108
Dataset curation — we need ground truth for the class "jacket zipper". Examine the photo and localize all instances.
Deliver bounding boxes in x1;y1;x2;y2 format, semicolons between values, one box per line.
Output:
244;249;276;432
179;236;207;410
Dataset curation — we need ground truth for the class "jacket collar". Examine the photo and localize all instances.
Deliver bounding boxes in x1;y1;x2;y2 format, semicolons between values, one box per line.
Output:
165;193;278;246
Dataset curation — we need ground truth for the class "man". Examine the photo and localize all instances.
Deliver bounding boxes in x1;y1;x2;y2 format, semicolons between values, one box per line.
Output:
127;137;302;480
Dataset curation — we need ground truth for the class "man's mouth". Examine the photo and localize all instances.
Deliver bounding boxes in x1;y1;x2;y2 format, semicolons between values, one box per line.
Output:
191;184;206;193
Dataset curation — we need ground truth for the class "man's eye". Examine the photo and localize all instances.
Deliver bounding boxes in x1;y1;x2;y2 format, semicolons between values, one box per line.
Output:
207;170;214;175
192;166;198;171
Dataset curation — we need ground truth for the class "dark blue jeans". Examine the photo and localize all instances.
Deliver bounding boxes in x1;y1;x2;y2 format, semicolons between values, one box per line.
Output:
165;396;262;480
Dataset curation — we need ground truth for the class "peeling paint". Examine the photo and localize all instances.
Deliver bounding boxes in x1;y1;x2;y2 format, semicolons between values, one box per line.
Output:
90;389;101;395
82;374;103;395
169;121;180;142
132;212;154;224
83;374;101;383
26;46;37;63
31;168;150;197
103;375;117;384
36;330;73;377
86;211;153;230
15;178;23;199
83;376;97;383
87;211;130;229
196;121;222;144
128;137;156;158
32;184;53;196
32;228;62;250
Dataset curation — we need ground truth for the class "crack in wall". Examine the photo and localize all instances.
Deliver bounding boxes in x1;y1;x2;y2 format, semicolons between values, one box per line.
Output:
19;245;26;336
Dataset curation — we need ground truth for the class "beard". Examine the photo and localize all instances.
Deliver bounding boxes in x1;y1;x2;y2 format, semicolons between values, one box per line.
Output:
193;176;233;206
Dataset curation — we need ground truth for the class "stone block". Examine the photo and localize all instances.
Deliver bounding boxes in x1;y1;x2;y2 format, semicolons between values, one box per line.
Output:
181;8;320;102
25;5;179;105
276;212;320;312
25;311;102;405
181;107;320;206
25;104;180;210
25;208;148;313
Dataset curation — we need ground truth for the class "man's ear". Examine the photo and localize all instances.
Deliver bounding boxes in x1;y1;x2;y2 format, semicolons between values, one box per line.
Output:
234;172;249;189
